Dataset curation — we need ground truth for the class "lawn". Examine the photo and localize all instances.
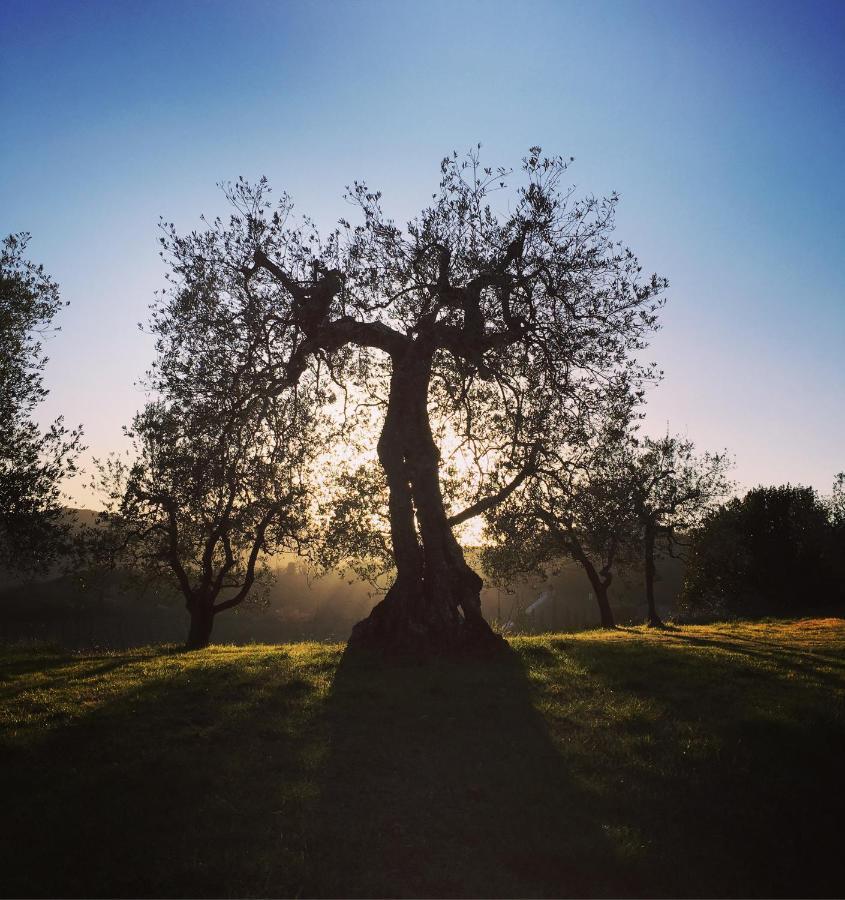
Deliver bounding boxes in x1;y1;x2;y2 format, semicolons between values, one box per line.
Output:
1;619;843;898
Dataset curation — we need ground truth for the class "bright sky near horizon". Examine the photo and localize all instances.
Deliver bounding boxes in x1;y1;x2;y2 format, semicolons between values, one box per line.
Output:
1;0;843;506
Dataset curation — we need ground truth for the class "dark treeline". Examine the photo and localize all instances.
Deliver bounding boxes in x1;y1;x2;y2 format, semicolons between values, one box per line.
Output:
680;483;845;618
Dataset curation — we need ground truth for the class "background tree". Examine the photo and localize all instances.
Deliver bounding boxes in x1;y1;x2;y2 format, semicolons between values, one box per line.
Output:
680;484;840;618
828;473;845;600
630;436;731;626
92;244;325;648
156;149;665;654
829;473;845;525
94;391;316;649
0;234;82;574
483;402;640;629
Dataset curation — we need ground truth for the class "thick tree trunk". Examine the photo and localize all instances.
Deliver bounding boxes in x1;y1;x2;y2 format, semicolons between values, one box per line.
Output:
644;523;664;627
350;347;506;657
185;598;214;650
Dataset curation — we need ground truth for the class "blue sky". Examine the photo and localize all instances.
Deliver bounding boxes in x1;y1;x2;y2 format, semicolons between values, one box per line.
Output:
1;0;843;503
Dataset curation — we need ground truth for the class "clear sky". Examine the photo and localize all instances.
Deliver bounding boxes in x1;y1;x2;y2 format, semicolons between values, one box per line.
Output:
2;0;843;505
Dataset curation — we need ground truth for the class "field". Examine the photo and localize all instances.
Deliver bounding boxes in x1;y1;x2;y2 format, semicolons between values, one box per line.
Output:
1;619;844;898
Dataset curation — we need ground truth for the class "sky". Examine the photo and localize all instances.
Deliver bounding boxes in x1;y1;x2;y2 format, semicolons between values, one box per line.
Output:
1;0;843;506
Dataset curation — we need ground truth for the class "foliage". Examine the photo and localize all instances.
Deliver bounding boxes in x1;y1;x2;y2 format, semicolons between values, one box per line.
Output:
828;472;845;527
828;472;845;591
483;400;640;627
680;484;841;616
629;434;733;547
628;434;732;623
150;148;666;647
483;422;731;626
91;235;328;647
0;234;83;573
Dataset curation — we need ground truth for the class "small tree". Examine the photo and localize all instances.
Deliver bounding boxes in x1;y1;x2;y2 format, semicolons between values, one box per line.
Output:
484;404;639;628
0;234;82;573
93;242;323;648
95;391;314;649
828;473;845;526
630;435;731;626
827;473;845;603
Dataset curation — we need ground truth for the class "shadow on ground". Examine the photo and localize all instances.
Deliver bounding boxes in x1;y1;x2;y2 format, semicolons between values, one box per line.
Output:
303;647;618;898
553;633;845;898
0;647;333;898
2;628;844;898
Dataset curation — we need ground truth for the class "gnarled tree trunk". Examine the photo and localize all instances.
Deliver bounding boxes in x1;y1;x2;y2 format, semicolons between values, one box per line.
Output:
350;346;505;656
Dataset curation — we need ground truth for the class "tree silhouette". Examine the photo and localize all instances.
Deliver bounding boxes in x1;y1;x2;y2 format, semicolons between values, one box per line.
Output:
483;402;640;629
0;234;82;573
92;344;320;649
681;483;838;618
630;436;731;626
156;148;665;654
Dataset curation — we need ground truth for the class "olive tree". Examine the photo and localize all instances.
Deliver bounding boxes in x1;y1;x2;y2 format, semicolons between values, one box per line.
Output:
92;242;325;648
94;391;315;649
630;435;732;626
483;398;641;629
156;149;665;654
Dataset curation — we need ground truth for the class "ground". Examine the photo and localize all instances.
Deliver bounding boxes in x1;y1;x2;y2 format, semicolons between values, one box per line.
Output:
1;619;843;898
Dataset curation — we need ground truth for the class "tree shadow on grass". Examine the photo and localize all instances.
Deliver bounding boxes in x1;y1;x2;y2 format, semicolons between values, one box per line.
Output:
6;634;842;898
557;636;845;898
2;644;626;899
303;646;621;899
0;646;335;898
668;631;845;683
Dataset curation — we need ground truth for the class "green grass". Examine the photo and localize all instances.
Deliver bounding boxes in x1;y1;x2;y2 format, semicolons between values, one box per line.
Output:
2;619;844;898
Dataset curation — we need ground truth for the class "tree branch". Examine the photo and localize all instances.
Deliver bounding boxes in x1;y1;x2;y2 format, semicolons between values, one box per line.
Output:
447;446;538;526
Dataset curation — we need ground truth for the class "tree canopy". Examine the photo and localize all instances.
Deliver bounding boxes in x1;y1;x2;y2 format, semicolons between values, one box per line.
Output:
92;237;330;648
146;148;666;653
628;435;732;625
0;234;82;574
681;484;840;617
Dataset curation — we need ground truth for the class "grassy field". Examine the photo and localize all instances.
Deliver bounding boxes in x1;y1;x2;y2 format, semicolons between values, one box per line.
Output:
1;619;844;898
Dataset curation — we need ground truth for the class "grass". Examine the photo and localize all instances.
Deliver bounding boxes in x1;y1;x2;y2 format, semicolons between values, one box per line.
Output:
1;618;844;898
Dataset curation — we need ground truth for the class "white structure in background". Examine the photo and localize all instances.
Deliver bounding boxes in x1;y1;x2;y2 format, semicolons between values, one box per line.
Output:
525;590;552;616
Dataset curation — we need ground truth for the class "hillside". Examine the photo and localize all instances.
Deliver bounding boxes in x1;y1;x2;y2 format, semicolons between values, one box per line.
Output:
2;619;843;897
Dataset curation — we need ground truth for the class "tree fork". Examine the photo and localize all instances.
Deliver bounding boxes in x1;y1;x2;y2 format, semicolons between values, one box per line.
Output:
574;543;616;629
350;348;505;656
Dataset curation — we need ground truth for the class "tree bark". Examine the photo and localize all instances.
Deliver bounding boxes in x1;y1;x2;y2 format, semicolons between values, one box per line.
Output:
185;597;215;650
565;526;616;628
571;543;616;629
644;522;664;627
593;582;616;629
349;345;505;656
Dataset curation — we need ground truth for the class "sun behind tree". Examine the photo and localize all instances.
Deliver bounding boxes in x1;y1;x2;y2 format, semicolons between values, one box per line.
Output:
153;148;666;655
